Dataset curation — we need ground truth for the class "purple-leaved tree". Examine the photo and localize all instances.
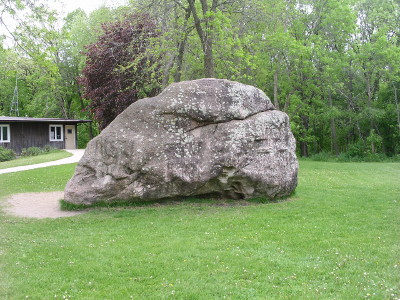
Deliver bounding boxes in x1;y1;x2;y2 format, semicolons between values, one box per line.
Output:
79;14;162;130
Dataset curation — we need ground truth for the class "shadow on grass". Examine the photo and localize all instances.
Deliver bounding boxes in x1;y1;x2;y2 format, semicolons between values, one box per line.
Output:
60;192;296;211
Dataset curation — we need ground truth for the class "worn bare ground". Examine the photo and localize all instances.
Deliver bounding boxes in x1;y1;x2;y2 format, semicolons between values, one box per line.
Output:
3;191;85;219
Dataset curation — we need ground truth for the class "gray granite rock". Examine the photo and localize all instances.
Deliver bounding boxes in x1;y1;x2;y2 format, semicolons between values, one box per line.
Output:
64;78;298;205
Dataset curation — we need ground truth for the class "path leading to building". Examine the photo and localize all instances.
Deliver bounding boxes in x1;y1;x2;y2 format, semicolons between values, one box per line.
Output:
1;149;87;219
0;149;85;175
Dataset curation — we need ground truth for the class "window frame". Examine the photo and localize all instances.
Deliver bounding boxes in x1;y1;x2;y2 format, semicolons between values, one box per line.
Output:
49;124;64;142
0;124;10;143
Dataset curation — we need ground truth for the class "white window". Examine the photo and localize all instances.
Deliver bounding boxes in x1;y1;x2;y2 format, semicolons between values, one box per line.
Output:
49;125;63;141
0;124;10;142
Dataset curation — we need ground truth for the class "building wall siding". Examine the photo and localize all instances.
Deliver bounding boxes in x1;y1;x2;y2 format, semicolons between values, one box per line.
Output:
0;123;66;154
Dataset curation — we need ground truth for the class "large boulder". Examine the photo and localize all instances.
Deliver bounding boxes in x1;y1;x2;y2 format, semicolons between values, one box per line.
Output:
64;78;298;205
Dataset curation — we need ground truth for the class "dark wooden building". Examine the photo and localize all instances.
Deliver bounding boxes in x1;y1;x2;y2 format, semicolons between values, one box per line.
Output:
0;116;91;154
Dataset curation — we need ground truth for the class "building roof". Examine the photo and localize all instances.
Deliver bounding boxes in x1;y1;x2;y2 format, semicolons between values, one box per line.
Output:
0;116;92;124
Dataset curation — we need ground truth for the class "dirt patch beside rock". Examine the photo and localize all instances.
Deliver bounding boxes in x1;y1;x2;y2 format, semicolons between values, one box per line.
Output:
3;191;85;219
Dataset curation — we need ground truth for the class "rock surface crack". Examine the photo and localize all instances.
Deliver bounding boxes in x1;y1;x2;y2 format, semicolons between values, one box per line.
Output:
186;109;274;133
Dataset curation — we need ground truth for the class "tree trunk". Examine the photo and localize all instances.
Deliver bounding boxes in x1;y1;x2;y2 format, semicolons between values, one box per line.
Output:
300;114;309;157
394;84;400;135
162;54;176;87
300;141;309;157
77;88;93;139
174;6;192;82
203;37;215;78
187;0;216;78
365;72;375;130
283;94;290;113
348;60;364;146
273;69;280;109
329;92;339;156
174;39;186;82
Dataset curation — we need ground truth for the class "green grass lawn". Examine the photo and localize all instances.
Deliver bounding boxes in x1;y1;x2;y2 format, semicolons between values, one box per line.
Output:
0;161;399;299
0;151;72;170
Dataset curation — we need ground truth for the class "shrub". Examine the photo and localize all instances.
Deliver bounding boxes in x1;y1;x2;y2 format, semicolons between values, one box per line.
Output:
362;153;387;162
307;151;334;161
21;146;58;157
42;145;58;153
21;147;43;157
307;150;398;162
346;141;366;158
0;146;16;162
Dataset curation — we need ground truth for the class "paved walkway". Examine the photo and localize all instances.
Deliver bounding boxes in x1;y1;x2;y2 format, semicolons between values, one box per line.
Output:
0;149;85;175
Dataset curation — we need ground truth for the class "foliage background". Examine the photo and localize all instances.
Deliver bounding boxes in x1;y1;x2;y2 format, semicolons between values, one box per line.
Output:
0;0;399;156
